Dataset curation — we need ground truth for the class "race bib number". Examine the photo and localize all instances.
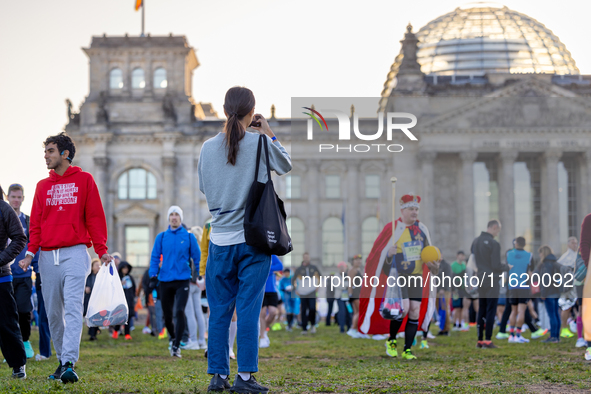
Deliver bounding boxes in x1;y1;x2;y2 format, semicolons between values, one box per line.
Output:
403;241;422;262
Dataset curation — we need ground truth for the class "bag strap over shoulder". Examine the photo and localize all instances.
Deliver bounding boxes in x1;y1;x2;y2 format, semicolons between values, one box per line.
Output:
254;134;272;183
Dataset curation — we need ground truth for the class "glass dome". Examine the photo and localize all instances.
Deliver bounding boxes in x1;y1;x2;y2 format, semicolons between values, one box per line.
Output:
415;3;579;76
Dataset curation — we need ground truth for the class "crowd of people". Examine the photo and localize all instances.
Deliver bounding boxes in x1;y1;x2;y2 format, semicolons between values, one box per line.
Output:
1;86;591;394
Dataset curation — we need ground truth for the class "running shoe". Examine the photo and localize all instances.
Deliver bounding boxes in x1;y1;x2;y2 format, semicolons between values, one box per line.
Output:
531;328;548;339
412;338;417;347
476;341;483;348
271;323;282;331
142;326;152;335
12;366;26;379
570;319;577;334
358;333;371;339
576;338;587;348
23;341;35;359
460;323;470;331
198;341;208;350
230;349;236;360
420;340;429;349
60;362;79;383
401;349;417;360
515;336;529;343
496;332;510;340
481;341;498;349
158;328;167;340
208;373;231;392
170;346;182;358
259;337;270;348
508;336;516;343
230;374;269;394
346;329;359;338
427;332;436;339
112;331;119;339
310;326;317;334
182;340;201;350
124;334;132;340
48;362;62;380
542;337;560;343
385;339;397;357
372;334;388;341
561;328;575;338
35;354;49;361
585;347;591;361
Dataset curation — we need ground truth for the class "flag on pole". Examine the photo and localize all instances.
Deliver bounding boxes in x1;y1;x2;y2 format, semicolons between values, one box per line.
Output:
135;0;143;11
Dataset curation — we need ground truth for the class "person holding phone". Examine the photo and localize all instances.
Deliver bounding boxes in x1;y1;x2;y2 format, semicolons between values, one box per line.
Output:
198;86;291;394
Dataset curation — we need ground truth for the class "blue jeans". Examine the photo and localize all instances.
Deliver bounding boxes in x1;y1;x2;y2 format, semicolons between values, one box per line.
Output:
206;242;271;375
36;274;52;358
337;299;351;333
544;297;561;339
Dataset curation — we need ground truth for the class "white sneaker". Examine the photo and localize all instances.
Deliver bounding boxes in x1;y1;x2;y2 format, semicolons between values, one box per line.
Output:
347;329;359;338
259;337;270;348
198;341;208;350
35;354;49;361
576;338;587;348
460;323;470;331
229;349;236;360
310;326;317;334
358;333;370;339
182;340;201;350
570;320;578;334
142;327;152;335
427;332;436;339
372;334;388;340
515;336;529;343
508;336;516;343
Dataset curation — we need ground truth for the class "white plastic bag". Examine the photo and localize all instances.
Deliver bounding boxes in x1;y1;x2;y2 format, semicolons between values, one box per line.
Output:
85;260;129;327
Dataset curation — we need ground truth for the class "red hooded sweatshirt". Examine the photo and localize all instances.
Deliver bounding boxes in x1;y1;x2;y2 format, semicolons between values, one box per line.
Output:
27;166;108;257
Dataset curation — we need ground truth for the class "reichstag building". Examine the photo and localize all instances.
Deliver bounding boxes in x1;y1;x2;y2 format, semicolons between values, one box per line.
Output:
66;4;591;271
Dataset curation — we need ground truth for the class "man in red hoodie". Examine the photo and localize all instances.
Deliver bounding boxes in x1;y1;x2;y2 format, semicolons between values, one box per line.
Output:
19;132;111;383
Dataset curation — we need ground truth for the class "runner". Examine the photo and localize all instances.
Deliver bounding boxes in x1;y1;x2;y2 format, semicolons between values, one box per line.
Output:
471;220;510;349
0;185;28;379
579;214;591;360
335;262;352;334
451;251;469;331
293;253;321;334
382;194;439;360
84;258;100;341
347;254;365;338
557;237;578;339
506;237;534;344
278;268;296;331
535;245;563;343
259;255;283;348
198;86;291;393
149;206;200;357
184;226;207;350
6;183;39;359
18;132;112;383
113;261;136;340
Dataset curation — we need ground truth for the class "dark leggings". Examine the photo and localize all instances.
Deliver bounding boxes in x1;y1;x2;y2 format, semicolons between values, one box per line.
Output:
477;298;498;341
499;303;538;333
159;280;190;347
300;297;317;331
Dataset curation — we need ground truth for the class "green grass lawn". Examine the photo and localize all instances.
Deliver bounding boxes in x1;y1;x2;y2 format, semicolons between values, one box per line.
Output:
2;323;591;393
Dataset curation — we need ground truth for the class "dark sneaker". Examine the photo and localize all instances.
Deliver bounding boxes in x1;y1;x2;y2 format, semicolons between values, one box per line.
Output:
230;374;269;394
60;362;79;383
476;341;483;349
48;362;62;380
170;346;182;358
481;342;498;349
12;365;26;379
208;373;231;392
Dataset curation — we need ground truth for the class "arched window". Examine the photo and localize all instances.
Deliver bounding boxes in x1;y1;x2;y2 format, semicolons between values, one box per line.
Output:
322;217;344;267
118;168;157;200
132;68;145;89
109;68;123;90
361;217;380;261
285;217;305;267
154;68;167;89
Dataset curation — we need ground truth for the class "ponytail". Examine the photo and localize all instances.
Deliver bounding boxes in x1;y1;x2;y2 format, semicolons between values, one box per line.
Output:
223;86;256;166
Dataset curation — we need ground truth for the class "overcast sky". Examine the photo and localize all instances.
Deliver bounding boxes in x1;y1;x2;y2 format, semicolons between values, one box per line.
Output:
2;0;590;213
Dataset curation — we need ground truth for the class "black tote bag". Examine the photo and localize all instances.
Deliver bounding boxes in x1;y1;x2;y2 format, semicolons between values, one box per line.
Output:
244;135;293;256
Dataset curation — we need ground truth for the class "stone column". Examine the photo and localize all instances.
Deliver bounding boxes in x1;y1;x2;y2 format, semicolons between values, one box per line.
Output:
576;153;589;236
346;160;360;259
498;150;518;255
542;150;562;253
306;160;321;265
162;156;177;229
420;151;436;228
459;152;478;246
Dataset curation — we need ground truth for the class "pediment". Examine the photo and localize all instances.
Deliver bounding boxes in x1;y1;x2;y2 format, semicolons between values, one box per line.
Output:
114;203;159;221
419;78;591;131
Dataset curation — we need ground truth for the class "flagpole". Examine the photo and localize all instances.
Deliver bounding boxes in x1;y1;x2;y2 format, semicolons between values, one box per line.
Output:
141;0;145;37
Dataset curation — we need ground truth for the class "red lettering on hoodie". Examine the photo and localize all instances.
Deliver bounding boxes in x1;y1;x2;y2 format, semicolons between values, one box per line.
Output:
27;166;108;257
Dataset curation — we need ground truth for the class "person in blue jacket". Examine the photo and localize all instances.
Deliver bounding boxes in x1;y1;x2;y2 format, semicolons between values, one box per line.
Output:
149;206;200;358
279;268;297;331
259;256;283;348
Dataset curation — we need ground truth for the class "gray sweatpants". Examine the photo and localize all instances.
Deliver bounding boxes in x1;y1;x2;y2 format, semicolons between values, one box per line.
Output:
39;244;91;364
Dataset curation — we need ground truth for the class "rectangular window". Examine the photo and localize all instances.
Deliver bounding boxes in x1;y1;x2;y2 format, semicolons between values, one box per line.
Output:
365;175;380;198
125;226;150;268
286;175;301;199
325;175;340;199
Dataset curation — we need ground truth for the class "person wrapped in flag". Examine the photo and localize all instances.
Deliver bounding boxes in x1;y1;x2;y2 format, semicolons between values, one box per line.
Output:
357;194;440;360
